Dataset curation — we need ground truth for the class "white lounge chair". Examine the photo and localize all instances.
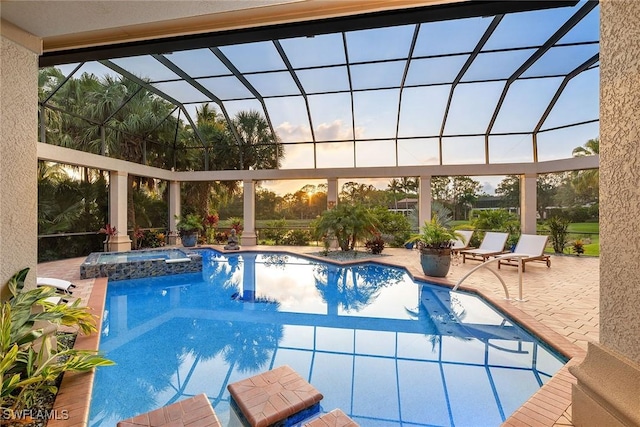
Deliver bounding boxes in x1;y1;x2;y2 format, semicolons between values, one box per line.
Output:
460;231;509;263
37;277;75;294
451;230;474;251
497;234;551;272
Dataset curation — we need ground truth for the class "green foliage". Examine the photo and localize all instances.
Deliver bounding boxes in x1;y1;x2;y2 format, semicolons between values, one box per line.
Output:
0;269;114;411
136;230;166;249
261;219;288;245
282;229;312;246
572;239;585;256
546;216;570;254
176;214;204;236
227;217;244;234
407;217;461;251
472;209;519;232
369;207;412;248
312;204;379;251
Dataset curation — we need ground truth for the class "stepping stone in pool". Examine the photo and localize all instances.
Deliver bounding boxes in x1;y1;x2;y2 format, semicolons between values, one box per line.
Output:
303;409;359;427
116;393;221;427
227;365;323;427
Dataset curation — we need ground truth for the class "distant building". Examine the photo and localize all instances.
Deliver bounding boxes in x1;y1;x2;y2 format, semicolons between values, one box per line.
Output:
389;198;418;215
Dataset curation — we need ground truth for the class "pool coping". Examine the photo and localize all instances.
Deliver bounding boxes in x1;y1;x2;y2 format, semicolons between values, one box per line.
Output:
55;247;584;427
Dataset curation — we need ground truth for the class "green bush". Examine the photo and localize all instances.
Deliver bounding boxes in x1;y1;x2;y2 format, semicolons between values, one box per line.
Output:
311;204;379;251
370;207;412;248
137;230;166;249
282;229;311;246
261;219;288;245
471;209;520;248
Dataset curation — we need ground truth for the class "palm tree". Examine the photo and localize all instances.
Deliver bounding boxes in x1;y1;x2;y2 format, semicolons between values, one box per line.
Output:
387;178;402;210
312;203;379;251
572;138;599;204
232;110;282;170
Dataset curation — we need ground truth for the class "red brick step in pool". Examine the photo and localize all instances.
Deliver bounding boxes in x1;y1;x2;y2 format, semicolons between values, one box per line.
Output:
227;365;324;427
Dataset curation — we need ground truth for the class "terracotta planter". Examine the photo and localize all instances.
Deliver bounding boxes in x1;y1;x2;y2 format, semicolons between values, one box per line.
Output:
419;248;452;277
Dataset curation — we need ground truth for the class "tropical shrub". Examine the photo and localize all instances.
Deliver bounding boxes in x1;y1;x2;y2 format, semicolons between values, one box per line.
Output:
472;209;520;249
0;269;114;412
407;217;460;251
365;234;385;254
227;217;244;235
370;207;412;248
261;219;288;245
203;213;219;244
312;204;379;251
282;229;311;246
546;216;570;253
137;230;166;249
176;213;204;237
471;209;519;232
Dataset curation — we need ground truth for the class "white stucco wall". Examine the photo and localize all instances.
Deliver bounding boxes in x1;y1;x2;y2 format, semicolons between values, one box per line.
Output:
0;35;39;293
600;0;640;364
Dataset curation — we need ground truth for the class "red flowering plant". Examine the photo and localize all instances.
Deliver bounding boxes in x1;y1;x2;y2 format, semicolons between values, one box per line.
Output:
98;223;117;237
98;223;117;251
204;213;219;244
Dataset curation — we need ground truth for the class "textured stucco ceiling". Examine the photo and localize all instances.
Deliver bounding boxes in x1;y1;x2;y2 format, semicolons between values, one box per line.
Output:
1;0;455;52
0;0;304;37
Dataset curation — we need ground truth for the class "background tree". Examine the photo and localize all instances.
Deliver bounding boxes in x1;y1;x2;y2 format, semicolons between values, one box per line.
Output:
451;176;481;220
571;137;599;205
495;175;520;209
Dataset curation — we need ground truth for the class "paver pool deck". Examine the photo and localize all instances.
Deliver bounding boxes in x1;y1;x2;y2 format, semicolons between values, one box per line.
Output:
38;246;599;427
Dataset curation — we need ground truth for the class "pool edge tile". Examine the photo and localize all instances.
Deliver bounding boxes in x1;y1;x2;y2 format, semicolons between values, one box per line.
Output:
49;277;107;427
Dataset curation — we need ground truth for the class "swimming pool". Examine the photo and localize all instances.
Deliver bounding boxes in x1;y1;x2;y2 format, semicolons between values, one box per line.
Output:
89;249;566;426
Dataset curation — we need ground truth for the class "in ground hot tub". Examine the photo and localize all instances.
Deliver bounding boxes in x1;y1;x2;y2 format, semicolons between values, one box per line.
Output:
80;248;202;281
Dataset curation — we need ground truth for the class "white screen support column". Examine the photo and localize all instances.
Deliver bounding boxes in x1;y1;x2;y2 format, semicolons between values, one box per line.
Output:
419;175;432;229
327;178;338;209
241;179;257;246
168;180;181;245
520;173;537;235
108;170;132;251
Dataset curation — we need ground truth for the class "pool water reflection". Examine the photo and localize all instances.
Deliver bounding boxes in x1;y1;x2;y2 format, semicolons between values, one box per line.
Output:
89;250;565;427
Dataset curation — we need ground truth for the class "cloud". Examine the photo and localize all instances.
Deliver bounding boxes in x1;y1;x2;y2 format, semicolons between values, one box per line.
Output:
275;121;311;143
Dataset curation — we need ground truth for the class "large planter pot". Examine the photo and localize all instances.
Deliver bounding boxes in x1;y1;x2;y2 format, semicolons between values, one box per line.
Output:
181;233;198;247
419;248;452;277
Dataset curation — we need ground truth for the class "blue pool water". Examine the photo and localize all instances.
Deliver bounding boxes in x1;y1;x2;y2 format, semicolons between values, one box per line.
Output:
94;248;191;263
89;250;565;427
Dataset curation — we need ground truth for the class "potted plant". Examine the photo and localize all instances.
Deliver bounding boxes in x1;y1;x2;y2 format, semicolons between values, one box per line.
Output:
407;217;461;277
176;214;204;247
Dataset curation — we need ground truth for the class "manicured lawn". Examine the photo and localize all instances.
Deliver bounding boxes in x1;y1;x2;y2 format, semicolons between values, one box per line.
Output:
567;222;599;233
566;222;599;256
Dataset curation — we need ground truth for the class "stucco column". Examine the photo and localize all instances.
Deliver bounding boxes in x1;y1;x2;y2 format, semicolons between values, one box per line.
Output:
569;2;640;426
520;173;537;234
241;179;257;246
0;26;41;294
108;171;132;251
327;178;338;209
418;175;432;229
168;180;180;245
